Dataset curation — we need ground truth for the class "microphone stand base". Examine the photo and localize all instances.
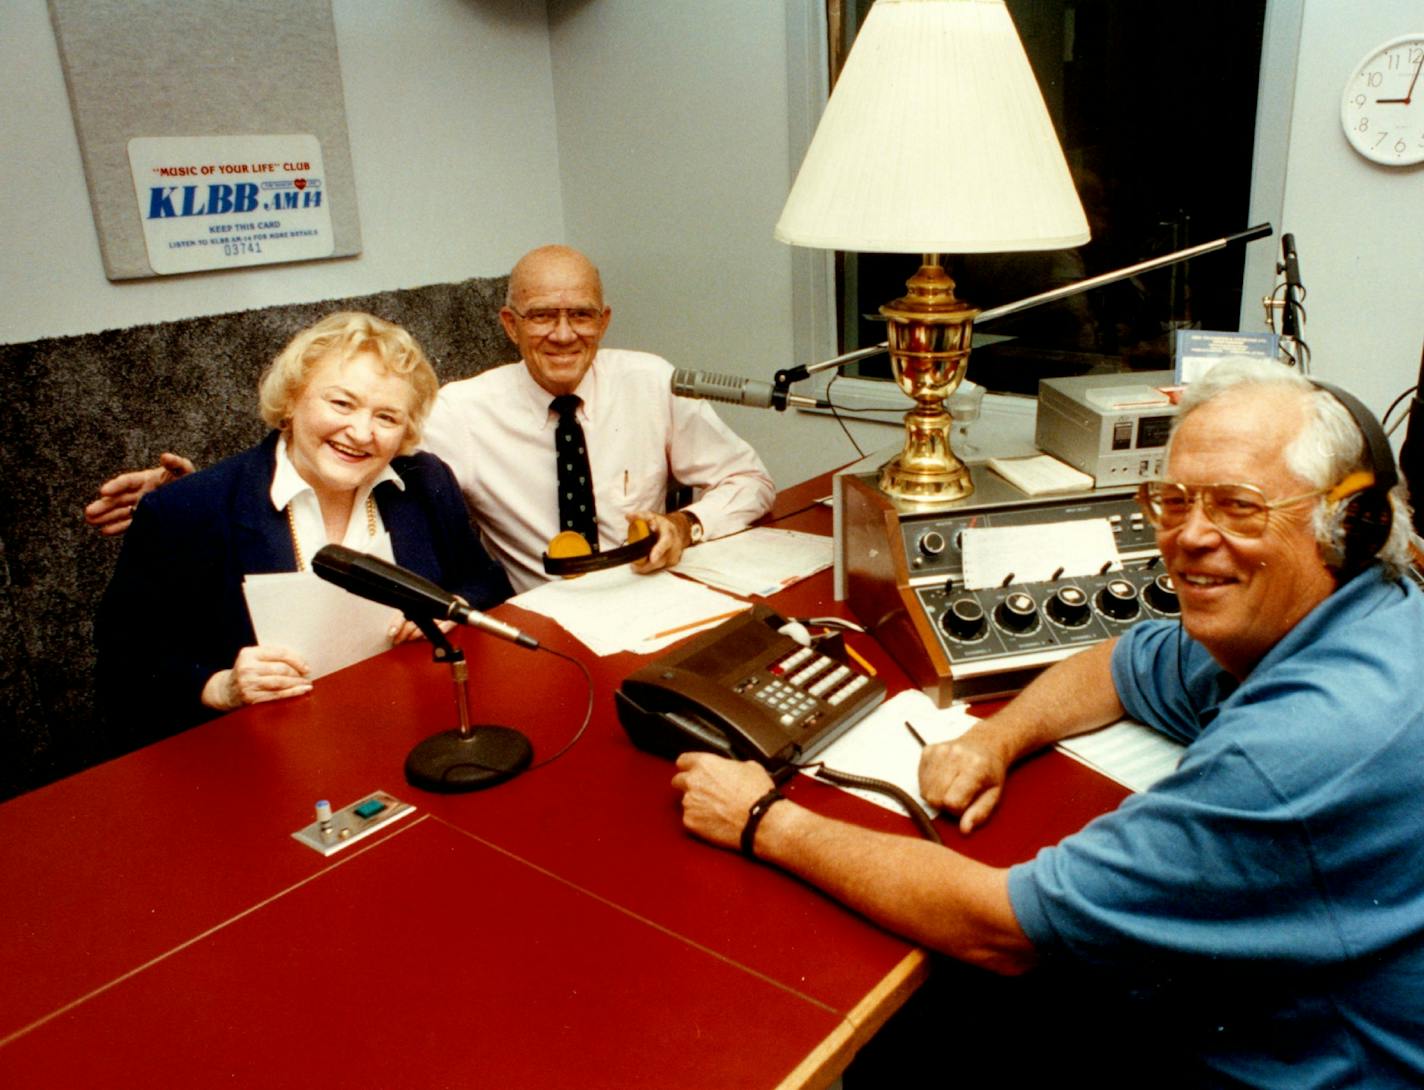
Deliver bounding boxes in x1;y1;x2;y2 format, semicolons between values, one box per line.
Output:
404;726;533;793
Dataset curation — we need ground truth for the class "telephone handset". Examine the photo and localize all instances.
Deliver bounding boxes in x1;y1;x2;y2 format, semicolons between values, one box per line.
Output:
615;604;886;771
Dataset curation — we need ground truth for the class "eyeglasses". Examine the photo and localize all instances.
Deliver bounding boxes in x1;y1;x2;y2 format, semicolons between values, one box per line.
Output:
1136;480;1330;538
508;306;606;335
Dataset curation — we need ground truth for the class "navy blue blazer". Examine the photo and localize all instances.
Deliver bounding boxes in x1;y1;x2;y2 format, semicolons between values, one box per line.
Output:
95;432;512;745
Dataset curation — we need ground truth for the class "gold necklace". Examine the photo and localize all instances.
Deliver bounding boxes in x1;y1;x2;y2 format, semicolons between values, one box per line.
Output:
288;495;378;571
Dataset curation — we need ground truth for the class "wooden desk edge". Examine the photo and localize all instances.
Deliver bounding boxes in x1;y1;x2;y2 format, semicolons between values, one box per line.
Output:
774;948;930;1090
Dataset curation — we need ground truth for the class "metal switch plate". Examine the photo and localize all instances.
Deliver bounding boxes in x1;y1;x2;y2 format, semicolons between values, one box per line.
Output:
291;790;416;857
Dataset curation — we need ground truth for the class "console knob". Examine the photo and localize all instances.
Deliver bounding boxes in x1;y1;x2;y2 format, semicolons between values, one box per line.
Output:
1145;573;1180;615
940;597;987;641
994;592;1038;633
1097;578;1141;621
1046;585;1091;627
918;530;946;557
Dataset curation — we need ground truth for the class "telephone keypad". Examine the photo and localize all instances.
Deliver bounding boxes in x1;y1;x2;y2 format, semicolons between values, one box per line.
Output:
755;678;819;726
758;649;875;725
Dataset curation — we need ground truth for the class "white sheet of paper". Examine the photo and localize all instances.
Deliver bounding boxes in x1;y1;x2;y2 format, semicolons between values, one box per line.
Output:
960;518;1121;590
1056;719;1185;793
808;695;1186;816
511;567;749;656
244;571;399;678
672;527;833;598
805;691;980;817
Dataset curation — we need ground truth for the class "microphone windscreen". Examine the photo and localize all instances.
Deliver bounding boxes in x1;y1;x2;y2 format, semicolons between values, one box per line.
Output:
312;545;455;619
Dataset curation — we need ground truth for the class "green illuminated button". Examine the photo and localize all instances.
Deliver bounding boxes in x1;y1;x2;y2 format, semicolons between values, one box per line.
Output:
354;799;388;819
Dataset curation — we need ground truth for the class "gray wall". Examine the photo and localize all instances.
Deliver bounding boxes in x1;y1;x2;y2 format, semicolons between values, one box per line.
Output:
1270;0;1424;416
13;1;1412;478
1;0;565;342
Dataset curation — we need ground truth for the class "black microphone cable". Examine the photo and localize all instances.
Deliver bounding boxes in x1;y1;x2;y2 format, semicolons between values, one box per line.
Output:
523;644;595;773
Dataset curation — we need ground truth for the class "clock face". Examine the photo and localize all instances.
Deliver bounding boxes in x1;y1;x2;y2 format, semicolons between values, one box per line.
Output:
1341;35;1424;166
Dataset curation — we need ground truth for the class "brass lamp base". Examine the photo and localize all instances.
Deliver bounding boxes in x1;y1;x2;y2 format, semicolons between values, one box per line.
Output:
878;405;972;501
877;256;979;504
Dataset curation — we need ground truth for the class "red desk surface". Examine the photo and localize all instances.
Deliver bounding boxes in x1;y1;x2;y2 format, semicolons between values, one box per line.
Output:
0;818;845;1089
0;472;1129;1087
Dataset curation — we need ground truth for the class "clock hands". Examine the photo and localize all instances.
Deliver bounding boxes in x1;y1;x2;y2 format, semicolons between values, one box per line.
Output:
1376;51;1423;105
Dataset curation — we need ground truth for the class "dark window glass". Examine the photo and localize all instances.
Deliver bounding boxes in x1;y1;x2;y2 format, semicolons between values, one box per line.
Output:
835;0;1268;395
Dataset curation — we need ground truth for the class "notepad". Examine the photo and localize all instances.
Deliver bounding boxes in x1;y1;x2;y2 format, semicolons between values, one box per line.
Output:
987;453;1095;496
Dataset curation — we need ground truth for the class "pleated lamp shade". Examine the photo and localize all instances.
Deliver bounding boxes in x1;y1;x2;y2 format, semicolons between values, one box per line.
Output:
775;0;1090;254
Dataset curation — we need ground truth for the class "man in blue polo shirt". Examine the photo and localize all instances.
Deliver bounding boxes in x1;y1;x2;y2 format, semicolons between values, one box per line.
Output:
673;359;1424;1087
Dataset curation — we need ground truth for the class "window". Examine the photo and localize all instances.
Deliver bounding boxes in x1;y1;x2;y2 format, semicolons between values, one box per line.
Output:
830;0;1269;396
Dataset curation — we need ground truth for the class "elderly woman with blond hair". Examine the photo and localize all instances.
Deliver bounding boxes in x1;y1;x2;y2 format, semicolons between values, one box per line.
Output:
96;312;511;745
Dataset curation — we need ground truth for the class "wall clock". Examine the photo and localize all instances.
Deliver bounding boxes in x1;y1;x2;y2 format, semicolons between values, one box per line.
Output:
1341;34;1424;166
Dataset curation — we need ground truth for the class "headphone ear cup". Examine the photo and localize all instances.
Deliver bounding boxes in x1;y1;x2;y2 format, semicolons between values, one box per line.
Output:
1309;379;1398;574
1336;488;1393;574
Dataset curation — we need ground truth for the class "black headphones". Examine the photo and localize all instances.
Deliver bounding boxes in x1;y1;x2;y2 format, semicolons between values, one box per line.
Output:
1310;379;1398;574
541;522;657;577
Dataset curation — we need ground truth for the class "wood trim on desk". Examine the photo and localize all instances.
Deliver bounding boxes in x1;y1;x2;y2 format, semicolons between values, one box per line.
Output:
774;948;930;1090
841;472;956;705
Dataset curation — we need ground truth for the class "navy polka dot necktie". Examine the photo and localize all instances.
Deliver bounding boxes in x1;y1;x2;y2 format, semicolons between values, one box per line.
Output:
550;395;599;550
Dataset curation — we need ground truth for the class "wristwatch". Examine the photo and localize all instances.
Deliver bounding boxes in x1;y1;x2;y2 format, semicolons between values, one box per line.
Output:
680;510;704;545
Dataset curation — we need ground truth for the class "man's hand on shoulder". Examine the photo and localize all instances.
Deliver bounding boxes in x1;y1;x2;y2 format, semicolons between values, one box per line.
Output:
84;453;195;536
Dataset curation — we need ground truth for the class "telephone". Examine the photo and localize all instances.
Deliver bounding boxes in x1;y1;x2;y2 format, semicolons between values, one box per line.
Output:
615;604;887;771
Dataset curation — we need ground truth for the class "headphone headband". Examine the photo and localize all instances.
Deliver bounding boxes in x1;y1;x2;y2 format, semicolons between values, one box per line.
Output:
1309;379;1398;493
541;519;657;577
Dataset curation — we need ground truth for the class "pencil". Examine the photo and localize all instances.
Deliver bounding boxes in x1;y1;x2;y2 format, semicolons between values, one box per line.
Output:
844;643;877;676
651;608;744;640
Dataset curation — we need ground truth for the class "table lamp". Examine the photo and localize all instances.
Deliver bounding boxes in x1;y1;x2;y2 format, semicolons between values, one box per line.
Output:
775;0;1090;502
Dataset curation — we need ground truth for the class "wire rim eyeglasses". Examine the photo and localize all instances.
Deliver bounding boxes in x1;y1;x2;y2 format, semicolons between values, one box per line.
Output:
1135;480;1331;538
508;306;606;335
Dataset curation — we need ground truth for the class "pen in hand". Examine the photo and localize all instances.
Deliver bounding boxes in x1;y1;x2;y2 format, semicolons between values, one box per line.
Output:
904;720;929;748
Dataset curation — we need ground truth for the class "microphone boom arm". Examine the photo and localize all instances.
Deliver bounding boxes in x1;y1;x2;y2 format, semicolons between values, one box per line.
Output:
777;222;1275;392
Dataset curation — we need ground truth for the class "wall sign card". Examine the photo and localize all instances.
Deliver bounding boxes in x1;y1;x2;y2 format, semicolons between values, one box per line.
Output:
128;135;335;274
48;0;360;279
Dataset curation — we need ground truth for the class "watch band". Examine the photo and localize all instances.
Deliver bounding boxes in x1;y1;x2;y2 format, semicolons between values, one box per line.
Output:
740;787;784;859
680;510;704;545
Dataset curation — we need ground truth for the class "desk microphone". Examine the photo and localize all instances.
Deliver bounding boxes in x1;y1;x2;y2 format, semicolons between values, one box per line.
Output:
312;545;538;649
313;544;538;794
671;368;827;412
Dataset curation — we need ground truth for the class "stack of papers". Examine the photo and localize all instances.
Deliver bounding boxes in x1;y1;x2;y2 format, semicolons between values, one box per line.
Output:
511;567;749;656
509;528;832;656
673;527;833;598
987;454;1095;495
246;571;402;678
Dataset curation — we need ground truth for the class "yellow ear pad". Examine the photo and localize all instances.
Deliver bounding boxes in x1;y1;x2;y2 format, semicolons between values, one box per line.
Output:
626;517;651;543
546;530;594;579
1327;469;1375;505
547;530;594;558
